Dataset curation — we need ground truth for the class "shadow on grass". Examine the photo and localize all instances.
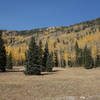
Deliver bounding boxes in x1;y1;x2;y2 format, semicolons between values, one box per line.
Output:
0;69;63;76
6;70;24;72
52;69;63;72
41;69;63;76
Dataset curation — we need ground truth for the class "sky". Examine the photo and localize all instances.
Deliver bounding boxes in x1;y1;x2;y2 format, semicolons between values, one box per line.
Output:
0;0;100;30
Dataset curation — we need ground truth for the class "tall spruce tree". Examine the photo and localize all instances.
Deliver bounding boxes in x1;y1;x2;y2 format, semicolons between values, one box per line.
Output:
55;51;58;67
75;42;83;66
42;42;49;71
39;40;43;71
46;54;53;72
75;42;80;66
78;48;83;66
24;37;41;75
83;45;94;69
6;52;13;69
0;31;6;72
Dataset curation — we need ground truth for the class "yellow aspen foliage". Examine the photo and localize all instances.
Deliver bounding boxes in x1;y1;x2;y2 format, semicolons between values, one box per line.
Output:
45;32;49;35
78;32;100;48
64;53;69;62
91;46;97;59
6;46;27;65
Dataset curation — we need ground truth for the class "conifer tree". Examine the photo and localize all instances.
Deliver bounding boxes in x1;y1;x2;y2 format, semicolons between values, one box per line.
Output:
24;37;41;75
95;50;100;67
75;42;83;66
83;45;94;69
46;54;53;72
51;51;54;67
55;51;58;67
68;56;72;67
39;40;43;71
78;48;83;66
42;42;49;71
75;42;80;66
6;52;13;69
0;31;6;72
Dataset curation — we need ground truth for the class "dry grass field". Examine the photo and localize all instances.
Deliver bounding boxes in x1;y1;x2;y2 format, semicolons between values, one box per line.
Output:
0;67;100;100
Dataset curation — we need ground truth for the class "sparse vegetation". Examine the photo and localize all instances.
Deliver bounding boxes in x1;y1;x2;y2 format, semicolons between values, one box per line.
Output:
0;67;100;100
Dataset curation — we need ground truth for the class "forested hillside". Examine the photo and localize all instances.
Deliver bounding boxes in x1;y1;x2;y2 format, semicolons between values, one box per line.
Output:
2;17;100;67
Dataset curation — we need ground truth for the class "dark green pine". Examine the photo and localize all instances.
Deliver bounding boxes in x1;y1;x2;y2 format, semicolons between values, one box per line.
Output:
95;53;100;67
24;37;41;75
6;52;13;69
39;40;43;71
42;42;49;72
46;54;53;72
0;31;6;72
84;45;93;69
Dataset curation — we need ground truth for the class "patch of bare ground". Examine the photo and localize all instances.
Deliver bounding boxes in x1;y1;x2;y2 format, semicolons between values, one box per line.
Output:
0;66;100;100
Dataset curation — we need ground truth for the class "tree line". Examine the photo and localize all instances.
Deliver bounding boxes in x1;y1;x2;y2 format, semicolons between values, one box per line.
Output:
0;31;54;75
1;30;100;75
68;42;100;69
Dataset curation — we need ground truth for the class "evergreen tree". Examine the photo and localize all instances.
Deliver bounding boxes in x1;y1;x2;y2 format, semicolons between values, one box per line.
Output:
42;42;49;71
75;42;80;66
24;37;41;75
6;52;13;69
83;45;94;69
95;50;100;67
55;51;58;67
46;54;53;72
68;56;72;67
78;48;83;66
0;31;6;72
39;40;43;71
51;51;54;67
75;42;83;66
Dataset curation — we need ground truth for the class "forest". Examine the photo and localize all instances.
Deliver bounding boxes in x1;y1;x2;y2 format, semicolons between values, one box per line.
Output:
1;18;100;73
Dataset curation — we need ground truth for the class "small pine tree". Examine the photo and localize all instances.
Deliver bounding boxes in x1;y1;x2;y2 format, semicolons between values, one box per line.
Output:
24;37;41;75
95;50;100;67
51;51;54;67
0;31;6;72
42;42;49;72
46;54;53;72
68;56;72;67
55;51;58;67
6;52;13;69
75;42;83;66
78;48;83;66
84;45;93;69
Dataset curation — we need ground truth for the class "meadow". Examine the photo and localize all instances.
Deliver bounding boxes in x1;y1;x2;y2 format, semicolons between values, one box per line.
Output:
0;67;100;100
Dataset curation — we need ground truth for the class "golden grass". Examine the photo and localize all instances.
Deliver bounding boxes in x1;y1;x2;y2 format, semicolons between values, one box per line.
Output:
0;66;100;100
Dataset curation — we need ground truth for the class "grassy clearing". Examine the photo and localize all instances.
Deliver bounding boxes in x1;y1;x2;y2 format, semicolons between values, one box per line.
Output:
0;66;100;100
